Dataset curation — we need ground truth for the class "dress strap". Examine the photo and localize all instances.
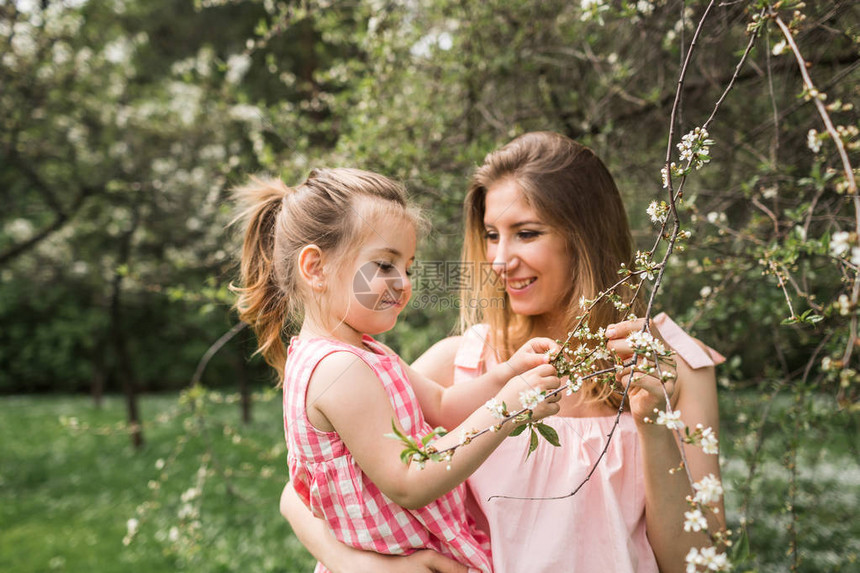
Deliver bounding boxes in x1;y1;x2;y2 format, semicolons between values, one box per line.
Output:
453;324;490;383
653;312;726;369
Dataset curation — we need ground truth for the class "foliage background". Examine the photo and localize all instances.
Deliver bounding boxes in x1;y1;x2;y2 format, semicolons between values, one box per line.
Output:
1;0;858;571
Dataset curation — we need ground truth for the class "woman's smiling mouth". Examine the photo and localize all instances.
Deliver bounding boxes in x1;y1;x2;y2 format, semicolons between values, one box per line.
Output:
507;277;537;291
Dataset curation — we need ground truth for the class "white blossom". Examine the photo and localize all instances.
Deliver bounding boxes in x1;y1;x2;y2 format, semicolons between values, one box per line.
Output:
699;425;719;455
692;474;723;505
677;127;713;169
772;39;787;56
580;0;609;23
647;201;669;224
225;53;252;84
126;518;139;536
566;377;583;395
807;128;822;153
830;231;852;258
684;508;708;532
485;398;506;419
655;408;684;430
636;1;655;17
837;294;851;316
626;330;668;357
685;545;730;572
519;388;545;410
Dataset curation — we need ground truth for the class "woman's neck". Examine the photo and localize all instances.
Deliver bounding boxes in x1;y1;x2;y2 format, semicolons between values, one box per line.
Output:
531;313;569;342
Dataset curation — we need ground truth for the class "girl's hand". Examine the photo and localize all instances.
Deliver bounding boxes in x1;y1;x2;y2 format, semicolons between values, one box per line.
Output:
505;337;560;376
605;318;677;425
498;362;562;421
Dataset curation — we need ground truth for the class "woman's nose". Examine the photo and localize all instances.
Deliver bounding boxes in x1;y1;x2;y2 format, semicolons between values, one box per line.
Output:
491;239;517;274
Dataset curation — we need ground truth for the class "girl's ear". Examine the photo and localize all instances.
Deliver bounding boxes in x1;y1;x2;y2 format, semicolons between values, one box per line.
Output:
297;244;327;292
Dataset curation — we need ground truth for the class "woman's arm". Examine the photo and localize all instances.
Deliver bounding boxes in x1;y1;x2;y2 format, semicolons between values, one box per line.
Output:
607;319;722;573
410;336;464;388
279;483;467;573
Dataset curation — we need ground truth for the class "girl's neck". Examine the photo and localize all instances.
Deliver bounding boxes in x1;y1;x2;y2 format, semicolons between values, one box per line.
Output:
299;316;366;349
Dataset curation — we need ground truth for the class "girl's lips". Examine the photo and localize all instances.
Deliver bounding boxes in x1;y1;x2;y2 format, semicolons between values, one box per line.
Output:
378;295;404;309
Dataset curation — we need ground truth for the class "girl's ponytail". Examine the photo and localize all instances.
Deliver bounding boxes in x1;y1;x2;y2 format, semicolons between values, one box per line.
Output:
231;177;292;383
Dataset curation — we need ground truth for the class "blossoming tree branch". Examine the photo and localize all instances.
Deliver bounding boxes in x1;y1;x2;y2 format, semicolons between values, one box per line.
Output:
390;2;857;571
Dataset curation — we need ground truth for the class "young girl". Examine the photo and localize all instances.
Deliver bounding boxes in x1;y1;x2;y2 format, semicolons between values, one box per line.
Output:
232;167;562;573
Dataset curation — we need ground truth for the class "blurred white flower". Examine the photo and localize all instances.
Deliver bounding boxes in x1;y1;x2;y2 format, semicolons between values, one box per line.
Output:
225;53;252;84
830;231;852;258
807;129;822;153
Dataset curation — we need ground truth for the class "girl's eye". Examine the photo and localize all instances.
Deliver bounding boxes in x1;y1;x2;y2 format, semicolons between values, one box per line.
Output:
405;267;413;277
518;230;541;240
484;230;499;241
375;261;395;273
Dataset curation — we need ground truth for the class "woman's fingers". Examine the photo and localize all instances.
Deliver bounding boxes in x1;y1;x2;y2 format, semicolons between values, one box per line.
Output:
606;318;646;340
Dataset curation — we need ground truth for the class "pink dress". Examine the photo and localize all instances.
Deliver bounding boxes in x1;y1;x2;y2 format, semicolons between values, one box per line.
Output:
284;335;492;573
453;315;725;573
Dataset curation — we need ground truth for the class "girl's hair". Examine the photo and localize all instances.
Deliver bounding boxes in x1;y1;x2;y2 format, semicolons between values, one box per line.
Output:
232;167;416;384
460;131;639;407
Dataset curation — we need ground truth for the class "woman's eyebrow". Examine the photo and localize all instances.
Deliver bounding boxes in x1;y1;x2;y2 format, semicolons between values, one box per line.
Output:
484;220;544;228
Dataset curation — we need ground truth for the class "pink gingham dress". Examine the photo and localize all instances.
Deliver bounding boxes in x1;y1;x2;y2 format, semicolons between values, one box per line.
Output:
284;335;492;573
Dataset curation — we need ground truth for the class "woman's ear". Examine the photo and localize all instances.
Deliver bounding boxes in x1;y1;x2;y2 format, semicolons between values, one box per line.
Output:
297;245;327;292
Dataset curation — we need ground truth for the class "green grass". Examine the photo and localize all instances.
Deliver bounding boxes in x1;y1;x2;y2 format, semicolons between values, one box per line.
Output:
1;391;858;572
0;392;315;573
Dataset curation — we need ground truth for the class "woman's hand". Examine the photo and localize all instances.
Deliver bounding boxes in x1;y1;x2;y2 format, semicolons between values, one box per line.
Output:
504;336;560;376
605;318;677;425
392;550;469;573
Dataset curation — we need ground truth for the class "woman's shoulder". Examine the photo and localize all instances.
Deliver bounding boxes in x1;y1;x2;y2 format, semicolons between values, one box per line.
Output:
653;312;725;369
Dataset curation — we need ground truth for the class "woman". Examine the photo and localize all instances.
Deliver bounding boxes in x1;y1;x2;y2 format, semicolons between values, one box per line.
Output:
280;132;725;573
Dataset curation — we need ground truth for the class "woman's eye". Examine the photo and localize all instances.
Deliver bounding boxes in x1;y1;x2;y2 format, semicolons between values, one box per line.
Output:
518;230;541;240
405;267;413;277
484;230;499;241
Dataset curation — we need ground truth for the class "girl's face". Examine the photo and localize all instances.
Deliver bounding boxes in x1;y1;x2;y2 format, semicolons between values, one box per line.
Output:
327;214;416;342
483;178;572;325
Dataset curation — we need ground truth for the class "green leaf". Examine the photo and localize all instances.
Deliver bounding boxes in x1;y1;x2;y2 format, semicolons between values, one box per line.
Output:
528;427;539;455
509;423;527;437
535;422;560;447
731;527;751;564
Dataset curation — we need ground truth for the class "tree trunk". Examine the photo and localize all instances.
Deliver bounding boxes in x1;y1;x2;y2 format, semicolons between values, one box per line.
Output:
234;338;252;425
90;350;105;409
110;208;144;449
110;268;144;449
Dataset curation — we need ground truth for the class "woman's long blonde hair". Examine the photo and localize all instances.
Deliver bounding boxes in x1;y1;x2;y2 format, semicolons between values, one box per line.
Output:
231;167;413;385
460;132;640;407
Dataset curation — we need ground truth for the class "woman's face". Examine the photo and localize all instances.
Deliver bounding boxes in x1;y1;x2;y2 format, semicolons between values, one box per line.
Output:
483;178;572;323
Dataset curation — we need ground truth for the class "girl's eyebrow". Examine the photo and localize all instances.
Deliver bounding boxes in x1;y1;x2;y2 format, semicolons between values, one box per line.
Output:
371;247;415;261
